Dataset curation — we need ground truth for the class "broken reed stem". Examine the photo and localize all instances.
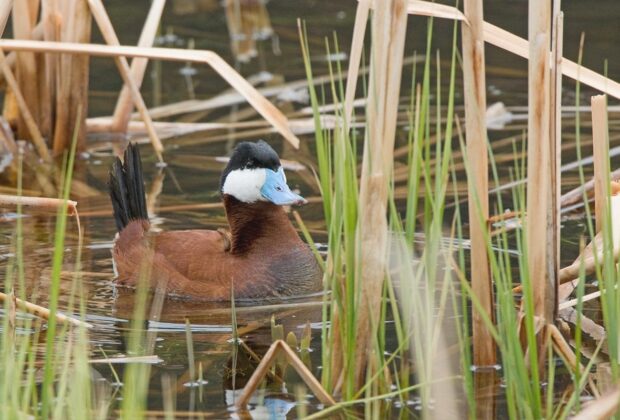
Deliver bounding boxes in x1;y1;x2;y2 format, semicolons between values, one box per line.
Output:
561;169;620;209
235;340;335;410
12;0;41;142
0;22;44;88
0;291;93;329
343;0;370;126
0;0;11;131
353;0;407;390
559;290;601;310
53;0;91;155
526;0;556;323
0;49;50;161
0;39;303;151
512;232;620;295
548;324;599;398
89;355;161;364
558;245;620;285
372;1;620;101
591;94;609;233
461;0;495;368
492;177;620;241
0;117;17;154
0;0;12;35
572;387;620;420
487;210;521;225
39;1;56;142
0;194;77;214
86;0;164;162
111;0;165;132
233;341;279;409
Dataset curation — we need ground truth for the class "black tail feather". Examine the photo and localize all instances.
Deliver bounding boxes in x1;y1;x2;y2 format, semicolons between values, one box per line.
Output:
108;144;148;232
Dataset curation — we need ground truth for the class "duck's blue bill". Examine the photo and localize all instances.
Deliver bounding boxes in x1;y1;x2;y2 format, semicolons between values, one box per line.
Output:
261;167;306;205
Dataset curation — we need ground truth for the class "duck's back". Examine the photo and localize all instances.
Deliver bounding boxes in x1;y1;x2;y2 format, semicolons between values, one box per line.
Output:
113;222;322;300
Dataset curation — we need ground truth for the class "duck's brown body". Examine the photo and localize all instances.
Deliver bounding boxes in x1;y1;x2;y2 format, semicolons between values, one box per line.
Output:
113;196;322;300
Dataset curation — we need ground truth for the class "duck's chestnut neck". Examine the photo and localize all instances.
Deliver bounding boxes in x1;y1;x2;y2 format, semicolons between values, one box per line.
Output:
222;194;299;254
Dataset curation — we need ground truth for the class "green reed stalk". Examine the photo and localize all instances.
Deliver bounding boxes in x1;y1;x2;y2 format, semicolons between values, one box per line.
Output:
299;8;614;418
298;21;334;390
567;35;620;409
299;21;332;226
300;8;474;413
325;38;361;399
119;266;152;419
1;151;19;417
40;110;81;419
499;136;544;418
450;159;476;418
456;113;555;418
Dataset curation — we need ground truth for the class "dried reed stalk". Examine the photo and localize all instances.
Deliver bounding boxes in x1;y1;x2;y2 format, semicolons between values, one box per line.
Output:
86;0;164;161
561;169;620;208
2;87;18;128
0;49;50;160
12;0;41;141
555;193;620;300
559;290;601;310
407;0;466;21
0;0;12;34
461;0;495;369
481;21;620;100
400;1;620;100
0;291;93;329
111;0;165;132
591;95;609;233
0;193;77;214
513;227;620;296
126;71;331;121
526;0;555;323
549;324;599;397
38;1;56;140
89;355;161;364
53;0;91;154
558;245;620;286
550;3;563;283
0;0;15;139
354;0;407;389
235;340;335;410
0;39;302;148
343;0;370;125
0;115;17;154
0;21;44;88
572;387;620;420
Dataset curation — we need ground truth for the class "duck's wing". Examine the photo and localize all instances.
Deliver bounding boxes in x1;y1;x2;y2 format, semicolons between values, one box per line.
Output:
113;227;233;299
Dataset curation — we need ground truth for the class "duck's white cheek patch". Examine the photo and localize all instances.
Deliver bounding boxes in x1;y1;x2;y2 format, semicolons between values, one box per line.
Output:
222;168;266;203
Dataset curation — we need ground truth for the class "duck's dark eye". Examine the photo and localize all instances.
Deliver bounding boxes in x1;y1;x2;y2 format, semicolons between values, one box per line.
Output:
276;186;283;192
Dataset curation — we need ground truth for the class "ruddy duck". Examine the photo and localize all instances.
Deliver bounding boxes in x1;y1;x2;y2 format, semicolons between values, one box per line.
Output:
108;141;322;300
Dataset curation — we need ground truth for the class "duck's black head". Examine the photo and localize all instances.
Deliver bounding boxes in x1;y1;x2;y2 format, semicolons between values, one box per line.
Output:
220;140;306;206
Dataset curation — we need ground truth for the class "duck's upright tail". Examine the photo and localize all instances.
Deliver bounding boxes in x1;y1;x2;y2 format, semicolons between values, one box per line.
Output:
108;144;148;232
